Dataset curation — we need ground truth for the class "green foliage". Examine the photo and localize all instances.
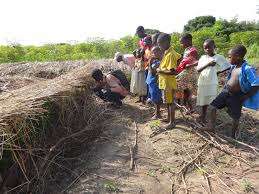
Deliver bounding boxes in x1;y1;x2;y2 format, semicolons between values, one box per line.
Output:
0;16;257;64
145;28;160;35
240;179;254;193
184;16;216;32
104;181;119;192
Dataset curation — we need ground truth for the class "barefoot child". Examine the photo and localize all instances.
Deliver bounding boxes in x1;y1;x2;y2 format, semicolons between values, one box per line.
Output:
196;39;231;124
157;33;181;129
130;48;147;104
146;46;163;119
208;45;259;138
175;34;199;112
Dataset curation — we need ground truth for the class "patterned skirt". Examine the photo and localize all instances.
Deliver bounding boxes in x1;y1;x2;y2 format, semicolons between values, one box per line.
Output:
175;66;198;99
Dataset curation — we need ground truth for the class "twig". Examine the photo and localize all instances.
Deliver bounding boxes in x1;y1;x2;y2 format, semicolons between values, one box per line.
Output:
129;122;138;171
177;143;208;175
204;174;212;194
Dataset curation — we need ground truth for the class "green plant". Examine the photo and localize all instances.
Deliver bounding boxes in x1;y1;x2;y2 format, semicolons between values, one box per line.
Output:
104;181;120;192
240;179;254;193
149;120;161;130
147;169;157;177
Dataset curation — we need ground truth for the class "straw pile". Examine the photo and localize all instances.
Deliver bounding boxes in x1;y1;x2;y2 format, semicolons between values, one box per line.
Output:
0;60;121;193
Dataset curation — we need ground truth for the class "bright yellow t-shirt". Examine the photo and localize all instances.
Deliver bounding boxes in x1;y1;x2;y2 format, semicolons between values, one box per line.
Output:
159;47;181;90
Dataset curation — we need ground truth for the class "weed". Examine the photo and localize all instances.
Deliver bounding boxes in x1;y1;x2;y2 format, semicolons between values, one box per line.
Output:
240;179;254;193
104;180;119;193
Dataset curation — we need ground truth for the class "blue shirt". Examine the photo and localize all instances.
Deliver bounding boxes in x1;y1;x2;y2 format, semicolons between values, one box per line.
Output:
227;61;259;110
146;59;160;84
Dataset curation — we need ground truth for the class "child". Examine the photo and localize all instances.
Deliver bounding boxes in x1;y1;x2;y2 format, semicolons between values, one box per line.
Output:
208;45;259;138
157;33;182;129
175;34;199;113
114;52;136;69
130;48;147;104
146;46;163;119
196;39;231;124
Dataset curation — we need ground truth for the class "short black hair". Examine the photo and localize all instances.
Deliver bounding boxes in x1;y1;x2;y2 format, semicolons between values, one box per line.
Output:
181;33;192;41
91;69;103;81
157;33;171;44
152;32;160;45
231;44;247;58
136;26;144;33
204;39;215;47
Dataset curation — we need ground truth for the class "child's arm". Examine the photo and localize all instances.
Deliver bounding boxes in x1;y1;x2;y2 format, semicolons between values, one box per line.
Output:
241;86;259;102
217;67;231;75
157;68;177;75
197;61;216;72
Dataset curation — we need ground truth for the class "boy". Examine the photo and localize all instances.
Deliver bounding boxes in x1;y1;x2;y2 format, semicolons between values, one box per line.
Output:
146;46;163;119
91;69;128;107
157;33;181;129
208;45;259;138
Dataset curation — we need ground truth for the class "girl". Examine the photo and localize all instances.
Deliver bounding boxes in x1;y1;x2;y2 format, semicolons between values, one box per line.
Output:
130;48;147;104
175;33;199;113
196;39;231;124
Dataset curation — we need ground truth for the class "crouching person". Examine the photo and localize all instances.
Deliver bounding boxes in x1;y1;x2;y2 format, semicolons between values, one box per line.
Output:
91;69;129;108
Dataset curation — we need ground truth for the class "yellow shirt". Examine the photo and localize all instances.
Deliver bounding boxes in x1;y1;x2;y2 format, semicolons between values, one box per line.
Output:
159;46;181;90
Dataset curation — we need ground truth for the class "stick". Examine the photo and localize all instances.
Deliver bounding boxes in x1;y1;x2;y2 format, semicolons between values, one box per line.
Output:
177;143;208;175
215;133;259;154
129;122;138;171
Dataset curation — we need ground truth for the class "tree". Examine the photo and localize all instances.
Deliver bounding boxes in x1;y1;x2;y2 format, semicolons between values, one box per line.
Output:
145;28;160;35
184;16;216;32
214;19;257;39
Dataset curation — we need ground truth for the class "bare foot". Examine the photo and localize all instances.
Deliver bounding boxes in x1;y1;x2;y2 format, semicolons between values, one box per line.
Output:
161;118;169;123
151;114;162;120
164;122;176;130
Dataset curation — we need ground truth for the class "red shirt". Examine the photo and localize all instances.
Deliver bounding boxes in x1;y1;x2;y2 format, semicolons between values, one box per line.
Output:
176;46;198;73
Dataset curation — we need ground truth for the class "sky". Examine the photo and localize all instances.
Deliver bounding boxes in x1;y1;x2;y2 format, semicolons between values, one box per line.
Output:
0;0;258;45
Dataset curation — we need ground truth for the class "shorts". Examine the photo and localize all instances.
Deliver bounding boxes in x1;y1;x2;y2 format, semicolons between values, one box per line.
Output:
210;86;245;120
162;88;175;104
148;82;162;103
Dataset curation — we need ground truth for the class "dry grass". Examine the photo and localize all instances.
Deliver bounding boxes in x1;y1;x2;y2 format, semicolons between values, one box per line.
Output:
0;59;130;193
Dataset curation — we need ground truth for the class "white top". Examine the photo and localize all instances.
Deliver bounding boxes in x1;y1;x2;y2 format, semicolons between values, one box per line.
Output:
197;54;230;86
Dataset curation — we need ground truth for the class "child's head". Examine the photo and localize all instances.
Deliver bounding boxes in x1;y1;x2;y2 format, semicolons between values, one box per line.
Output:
136;26;146;38
152;33;160;46
143;36;152;48
157;33;171;51
180;33;192;48
114;52;123;62
203;39;216;56
91;69;104;82
151;46;162;60
135;48;145;59
228;44;247;65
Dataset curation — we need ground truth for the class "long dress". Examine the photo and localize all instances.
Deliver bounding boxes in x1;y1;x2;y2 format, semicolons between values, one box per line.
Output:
130;59;147;96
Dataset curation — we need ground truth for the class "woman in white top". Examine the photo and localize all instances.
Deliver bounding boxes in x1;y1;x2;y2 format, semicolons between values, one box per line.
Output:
196;39;231;123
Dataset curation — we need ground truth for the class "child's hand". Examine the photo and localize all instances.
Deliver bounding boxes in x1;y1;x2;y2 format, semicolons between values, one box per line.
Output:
209;61;216;66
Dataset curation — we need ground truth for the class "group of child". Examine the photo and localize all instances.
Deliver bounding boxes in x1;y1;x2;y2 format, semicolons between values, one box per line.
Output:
114;28;259;138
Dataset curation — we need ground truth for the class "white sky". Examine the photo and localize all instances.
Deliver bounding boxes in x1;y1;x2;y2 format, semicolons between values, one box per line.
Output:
0;0;258;45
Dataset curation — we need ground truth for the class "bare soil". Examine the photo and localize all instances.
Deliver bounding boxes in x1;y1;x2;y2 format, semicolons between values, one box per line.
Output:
54;97;259;194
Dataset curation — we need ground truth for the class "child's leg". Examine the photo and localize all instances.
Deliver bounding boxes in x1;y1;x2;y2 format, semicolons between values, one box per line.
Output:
165;89;176;129
231;119;239;139
208;105;217;132
152;103;161;119
201;105;208;123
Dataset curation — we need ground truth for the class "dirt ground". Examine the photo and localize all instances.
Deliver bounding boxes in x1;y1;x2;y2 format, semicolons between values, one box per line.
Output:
51;96;259;194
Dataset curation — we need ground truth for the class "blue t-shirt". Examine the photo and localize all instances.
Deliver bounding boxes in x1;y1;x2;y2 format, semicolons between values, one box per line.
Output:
227;61;259;110
146;59;160;84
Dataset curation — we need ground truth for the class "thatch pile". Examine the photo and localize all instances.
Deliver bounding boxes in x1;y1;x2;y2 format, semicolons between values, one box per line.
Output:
0;61;118;193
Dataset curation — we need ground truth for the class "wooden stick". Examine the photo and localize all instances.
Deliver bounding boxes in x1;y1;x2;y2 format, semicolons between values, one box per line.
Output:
129;122;138;171
177;143;208;175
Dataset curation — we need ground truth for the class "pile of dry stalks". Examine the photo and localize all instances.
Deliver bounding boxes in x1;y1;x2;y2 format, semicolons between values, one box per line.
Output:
0;60;125;193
